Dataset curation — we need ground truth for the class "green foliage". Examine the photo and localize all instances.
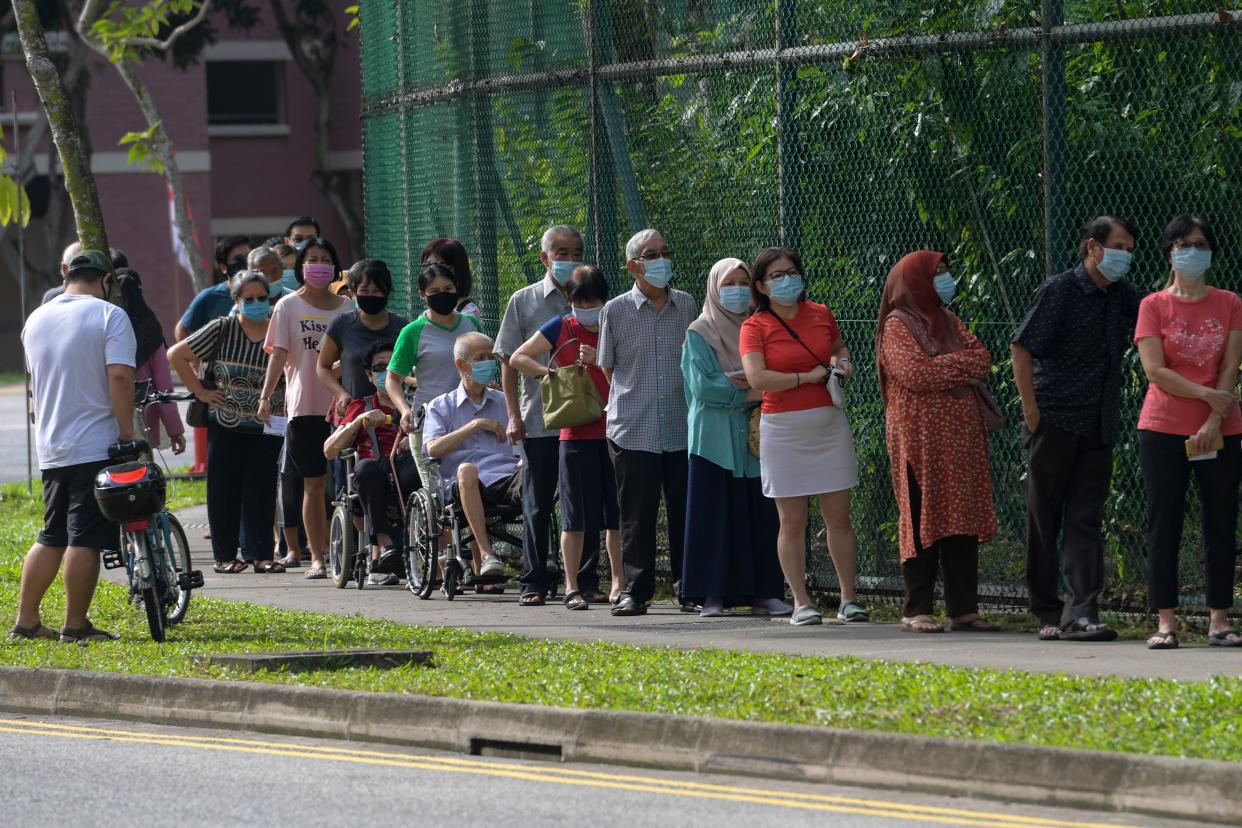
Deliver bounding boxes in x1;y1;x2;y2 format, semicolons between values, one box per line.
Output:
89;0;205;62
0;125;32;228
118;124;166;173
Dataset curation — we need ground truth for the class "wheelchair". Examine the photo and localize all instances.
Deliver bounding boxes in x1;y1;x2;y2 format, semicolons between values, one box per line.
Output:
398;407;561;601
327;448;383;590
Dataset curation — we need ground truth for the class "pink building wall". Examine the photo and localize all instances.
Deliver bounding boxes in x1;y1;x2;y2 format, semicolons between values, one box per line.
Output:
1;6;363;370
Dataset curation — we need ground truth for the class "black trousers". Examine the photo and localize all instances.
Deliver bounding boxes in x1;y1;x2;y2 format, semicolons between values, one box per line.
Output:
902;470;979;618
206;424;282;563
1139;430;1241;610
1024;422;1114;626
355;453;421;543
518;436;602;596
609;442;688;604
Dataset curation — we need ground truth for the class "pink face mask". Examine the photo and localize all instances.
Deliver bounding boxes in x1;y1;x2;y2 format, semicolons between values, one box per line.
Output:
302;263;336;288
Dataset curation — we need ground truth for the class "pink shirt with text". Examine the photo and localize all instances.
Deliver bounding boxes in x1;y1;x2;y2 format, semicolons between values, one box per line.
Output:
264;292;352;418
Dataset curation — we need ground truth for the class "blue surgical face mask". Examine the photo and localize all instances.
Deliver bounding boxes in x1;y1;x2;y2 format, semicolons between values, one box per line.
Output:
933;273;957;304
292;239;309;252
550;259;582;285
1096;247;1132;283
240;298;271;322
280;268;300;291
267;281;285;300
766;274;803;306
1171;247;1212;281
372;370;389;392
640;257;673;289
469;359;499;386
572;305;602;327
719;285;751;314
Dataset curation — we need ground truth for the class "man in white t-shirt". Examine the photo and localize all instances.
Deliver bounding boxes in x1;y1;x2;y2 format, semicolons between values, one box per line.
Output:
11;249;138;643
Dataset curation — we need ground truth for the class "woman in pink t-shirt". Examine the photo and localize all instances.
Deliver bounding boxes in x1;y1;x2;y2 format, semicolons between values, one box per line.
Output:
1135;214;1242;649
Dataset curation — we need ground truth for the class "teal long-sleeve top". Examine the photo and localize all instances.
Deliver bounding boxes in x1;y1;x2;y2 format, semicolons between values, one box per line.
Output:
682;330;760;478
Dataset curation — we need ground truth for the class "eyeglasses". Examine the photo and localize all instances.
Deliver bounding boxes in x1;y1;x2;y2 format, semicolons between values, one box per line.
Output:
369;364;389;373
1172;241;1212;252
766;270;802;283
242;297;268;304
635;251;673;262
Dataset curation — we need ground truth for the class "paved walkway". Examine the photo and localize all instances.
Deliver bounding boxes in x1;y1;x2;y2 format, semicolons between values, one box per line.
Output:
116;504;1242;683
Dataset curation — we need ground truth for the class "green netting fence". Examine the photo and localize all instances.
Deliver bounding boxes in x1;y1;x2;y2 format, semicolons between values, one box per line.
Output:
359;1;1242;611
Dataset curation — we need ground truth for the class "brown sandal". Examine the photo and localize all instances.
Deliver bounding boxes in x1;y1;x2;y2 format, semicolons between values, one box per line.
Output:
901;615;945;633
8;622;59;641
949;614;1000;632
213;560;248;574
253;561;286;573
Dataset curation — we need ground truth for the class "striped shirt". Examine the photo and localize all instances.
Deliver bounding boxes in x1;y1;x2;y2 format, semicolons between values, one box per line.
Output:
597;284;696;453
187;316;286;433
495;276;571;439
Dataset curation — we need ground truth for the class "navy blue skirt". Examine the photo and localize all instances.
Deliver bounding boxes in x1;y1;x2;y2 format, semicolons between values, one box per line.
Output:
680;454;784;606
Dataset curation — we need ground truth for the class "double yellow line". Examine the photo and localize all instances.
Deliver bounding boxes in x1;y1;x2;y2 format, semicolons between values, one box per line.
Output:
0;718;1134;828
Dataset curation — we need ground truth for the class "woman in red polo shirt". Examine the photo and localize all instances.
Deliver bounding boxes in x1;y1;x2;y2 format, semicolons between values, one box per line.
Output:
739;247;866;627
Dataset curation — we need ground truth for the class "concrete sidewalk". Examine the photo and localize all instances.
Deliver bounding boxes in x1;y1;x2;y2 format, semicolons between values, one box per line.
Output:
129;504;1242;682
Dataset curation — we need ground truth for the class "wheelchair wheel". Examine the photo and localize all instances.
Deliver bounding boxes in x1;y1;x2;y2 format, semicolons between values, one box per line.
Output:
442;559;458;601
328;505;355;590
405;489;437;600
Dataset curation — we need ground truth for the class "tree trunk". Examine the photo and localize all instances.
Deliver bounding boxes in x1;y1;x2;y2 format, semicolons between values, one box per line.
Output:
11;0;108;253
114;61;211;293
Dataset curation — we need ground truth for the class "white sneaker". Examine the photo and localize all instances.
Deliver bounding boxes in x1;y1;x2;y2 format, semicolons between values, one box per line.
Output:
752;598;794;617
368;572;398;586
790;606;823;626
699;599;725;618
480;555;505;578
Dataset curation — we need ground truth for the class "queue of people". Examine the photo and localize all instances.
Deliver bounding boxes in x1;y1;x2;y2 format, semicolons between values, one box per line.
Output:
10;211;1242;651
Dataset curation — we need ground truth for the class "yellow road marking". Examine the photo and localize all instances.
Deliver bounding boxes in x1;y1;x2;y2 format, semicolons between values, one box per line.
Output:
0;719;1136;828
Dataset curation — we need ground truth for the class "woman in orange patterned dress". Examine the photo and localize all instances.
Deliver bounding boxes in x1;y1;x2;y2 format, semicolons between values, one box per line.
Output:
876;251;999;633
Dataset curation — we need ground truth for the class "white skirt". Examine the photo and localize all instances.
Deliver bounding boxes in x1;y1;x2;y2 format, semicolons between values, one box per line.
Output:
759;406;859;498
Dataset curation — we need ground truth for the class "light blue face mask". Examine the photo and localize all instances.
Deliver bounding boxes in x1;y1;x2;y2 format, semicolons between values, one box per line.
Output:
1096;247;1132;283
469;359;500;386
572;305;602;327
640;258;673;289
767;274;803;306
291;239;309;252
550;259;582;285
240;298;271;322
1171;247;1212;281
372;370;389;392
719;285;751;314
933;273;957;304
280;268;300;291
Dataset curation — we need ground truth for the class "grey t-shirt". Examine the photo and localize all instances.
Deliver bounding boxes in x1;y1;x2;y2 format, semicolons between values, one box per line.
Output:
325;309;409;398
22;293;136;469
495;276;570;439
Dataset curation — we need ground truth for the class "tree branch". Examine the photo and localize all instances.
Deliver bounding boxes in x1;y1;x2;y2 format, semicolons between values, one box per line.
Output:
123;0;213;52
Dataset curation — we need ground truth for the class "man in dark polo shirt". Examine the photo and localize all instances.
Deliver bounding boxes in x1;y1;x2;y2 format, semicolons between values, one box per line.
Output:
1011;215;1140;642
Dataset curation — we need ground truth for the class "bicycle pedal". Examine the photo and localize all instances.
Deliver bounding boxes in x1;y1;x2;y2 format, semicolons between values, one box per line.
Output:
101;549;125;570
179;570;205;590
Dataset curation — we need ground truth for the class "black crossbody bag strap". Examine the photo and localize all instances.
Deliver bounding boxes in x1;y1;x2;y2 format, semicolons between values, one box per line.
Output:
765;308;831;371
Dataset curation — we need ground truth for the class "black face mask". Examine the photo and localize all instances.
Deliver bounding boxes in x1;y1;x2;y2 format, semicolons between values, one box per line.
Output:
356;294;388;315
426;291;458;315
226;256;247;277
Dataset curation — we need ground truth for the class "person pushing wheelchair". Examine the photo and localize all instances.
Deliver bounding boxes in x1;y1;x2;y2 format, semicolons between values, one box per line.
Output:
417;332;519;583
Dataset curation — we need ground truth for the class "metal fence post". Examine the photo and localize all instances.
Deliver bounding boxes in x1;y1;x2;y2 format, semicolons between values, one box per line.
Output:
468;0;499;327
776;0;802;252
1041;0;1068;277
585;0;620;289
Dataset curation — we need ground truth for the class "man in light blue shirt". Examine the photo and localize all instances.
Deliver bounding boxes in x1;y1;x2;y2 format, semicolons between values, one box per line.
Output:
425;332;520;581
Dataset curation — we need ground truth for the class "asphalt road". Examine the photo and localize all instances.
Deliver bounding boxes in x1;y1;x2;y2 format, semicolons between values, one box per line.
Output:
0;387;198;483
0;713;1195;828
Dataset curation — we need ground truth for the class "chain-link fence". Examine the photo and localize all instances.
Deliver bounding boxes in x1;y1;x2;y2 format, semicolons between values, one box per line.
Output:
359;1;1242;611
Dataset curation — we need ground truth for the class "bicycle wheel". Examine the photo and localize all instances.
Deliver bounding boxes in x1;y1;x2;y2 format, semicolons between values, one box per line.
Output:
328;505;355;589
132;533;166;642
442;559;458;601
405;489;437;600
164;513;193;625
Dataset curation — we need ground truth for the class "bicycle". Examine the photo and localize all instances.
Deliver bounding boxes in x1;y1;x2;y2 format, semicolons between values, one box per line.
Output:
93;381;203;642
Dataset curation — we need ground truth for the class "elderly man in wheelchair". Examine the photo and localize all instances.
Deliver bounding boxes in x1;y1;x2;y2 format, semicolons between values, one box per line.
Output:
403;332;524;598
323;339;417;587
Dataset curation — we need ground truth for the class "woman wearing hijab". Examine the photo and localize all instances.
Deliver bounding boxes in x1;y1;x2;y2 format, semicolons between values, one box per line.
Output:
118;269;186;455
680;258;790;617
877;251;998;633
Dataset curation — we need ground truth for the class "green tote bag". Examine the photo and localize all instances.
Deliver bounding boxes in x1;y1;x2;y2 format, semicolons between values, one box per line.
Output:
539;338;604;430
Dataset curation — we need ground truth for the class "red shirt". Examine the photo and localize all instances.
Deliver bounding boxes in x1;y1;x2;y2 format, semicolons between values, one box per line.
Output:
739;302;840;414
342;394;399;459
538;314;609;441
1136;288;1242;436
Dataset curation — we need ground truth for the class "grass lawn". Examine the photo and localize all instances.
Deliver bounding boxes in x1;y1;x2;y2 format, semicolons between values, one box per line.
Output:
1;480;1239;763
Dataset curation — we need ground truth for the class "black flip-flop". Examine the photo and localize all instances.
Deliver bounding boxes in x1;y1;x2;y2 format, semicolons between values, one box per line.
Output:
213;560;247;574
1208;628;1242;647
8;623;58;641
59;621;120;643
563;590;589;611
518;593;545;607
1147;631;1179;650
1057;616;1118;643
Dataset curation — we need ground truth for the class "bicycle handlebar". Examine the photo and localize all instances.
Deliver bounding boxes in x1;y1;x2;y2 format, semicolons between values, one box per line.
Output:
108;439;150;461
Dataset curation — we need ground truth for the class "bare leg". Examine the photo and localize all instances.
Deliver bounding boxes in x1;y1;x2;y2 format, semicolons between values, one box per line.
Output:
818;490;858;604
62;547;102;630
773;497;814;609
281;526;304;562
561;530;583;596
302;475;329;568
456;464;492;571
15;543;66;629
605;529;623;601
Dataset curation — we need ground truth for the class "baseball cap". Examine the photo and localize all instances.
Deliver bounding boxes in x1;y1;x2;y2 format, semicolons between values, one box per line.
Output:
66;249;113;279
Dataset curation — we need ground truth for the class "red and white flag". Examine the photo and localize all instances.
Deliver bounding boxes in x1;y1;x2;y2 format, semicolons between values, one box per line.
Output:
167;182;203;276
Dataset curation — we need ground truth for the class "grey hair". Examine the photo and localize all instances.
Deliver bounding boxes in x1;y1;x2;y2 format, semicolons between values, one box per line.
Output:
229;270;271;300
61;241;83;266
452;331;493;363
248;246;280;268
540;224;584;254
625;229;662;261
